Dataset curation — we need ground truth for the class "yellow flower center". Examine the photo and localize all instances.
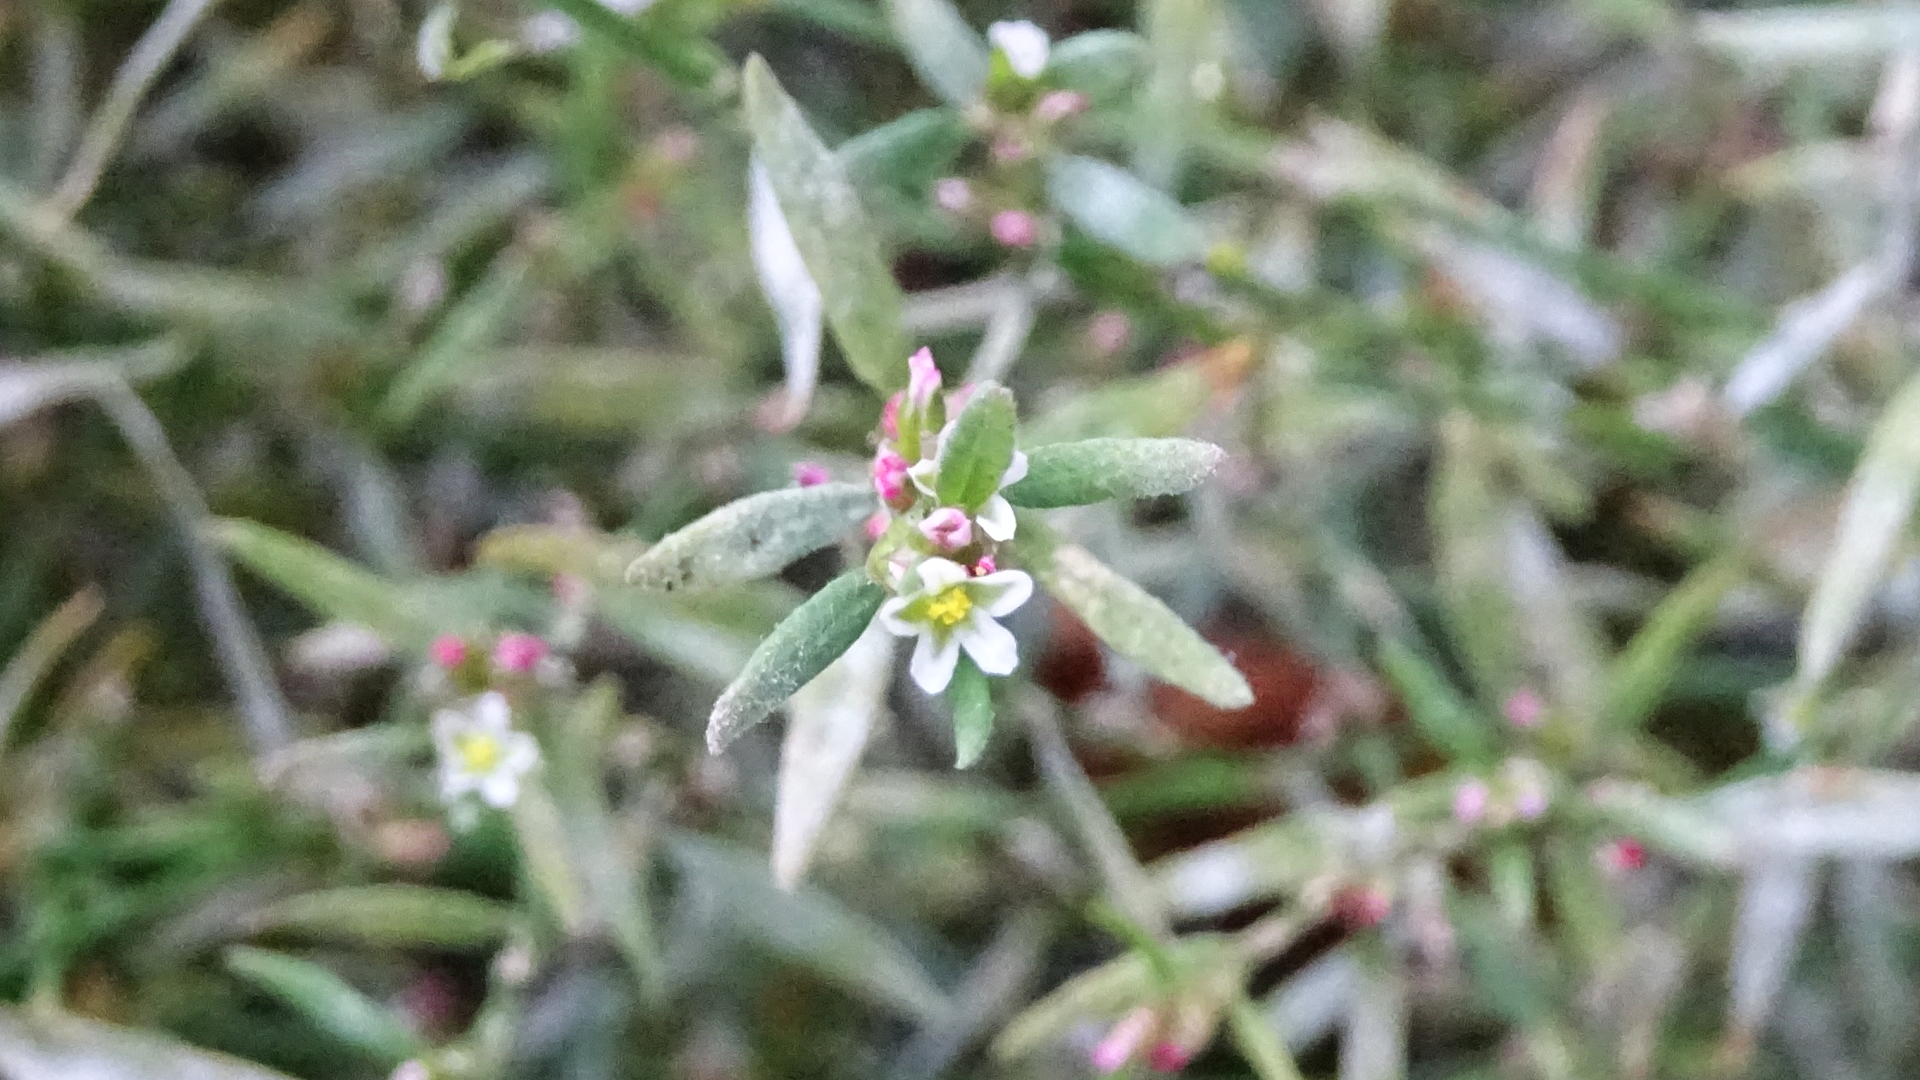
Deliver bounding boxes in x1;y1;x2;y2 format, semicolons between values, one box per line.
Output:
454;732;503;773
924;586;973;628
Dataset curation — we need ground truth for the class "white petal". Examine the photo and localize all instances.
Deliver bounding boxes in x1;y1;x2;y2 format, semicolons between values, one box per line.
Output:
749;159;823;431
474;691;512;731
440;767;479;801
878;596;919;636
431;708;467;754
999;450;1029;487
915;557;971;592
910;630;961;693
957;614;1019;675
478;771;522;809
417;2;455;80
974;569;1034;617
976;496;1017;542
988;20;1050;79
909;459;940;497
502;731;541;773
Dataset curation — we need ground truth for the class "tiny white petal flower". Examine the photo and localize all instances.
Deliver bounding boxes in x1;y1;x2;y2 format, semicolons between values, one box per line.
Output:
433;691;540;810
976;495;1017;542
988;20;1051;79
878;558;1035;694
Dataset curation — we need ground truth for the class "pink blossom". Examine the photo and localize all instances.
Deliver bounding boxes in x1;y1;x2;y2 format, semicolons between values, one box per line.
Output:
1147;1042;1192;1073
1453;780;1489;825
1504;687;1544;729
1597;838;1647;873
872;447;912;506
1088;309;1132;355
863;511;890;541
907;347;943;411
972;554;997;576
990;134;1030;166
493;632;549;674
1090;1007;1156;1074
429;634;468;670
1334;885;1392;928
791;461;830;487
1034;89;1089;123
880;392;902;440
991;209;1038;248
918;507;973;551
933;177;972;213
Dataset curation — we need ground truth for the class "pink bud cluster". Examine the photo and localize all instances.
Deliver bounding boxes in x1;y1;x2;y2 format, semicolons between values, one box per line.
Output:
429;631;552;682
865;348;1003;579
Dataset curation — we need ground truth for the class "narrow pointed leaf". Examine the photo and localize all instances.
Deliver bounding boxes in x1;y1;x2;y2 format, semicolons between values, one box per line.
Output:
839;108;972;195
625;482;873;591
935;383;1019;510
775;621;894;888
743;55;910;392
708;572;888;752
1004;437;1224;508
1601;553;1745;734
1047;155;1208;267
223;947;424;1065
1049;30;1149;105
885;0;989;106
241;884;513;949
211;519;438;646
949;654;994;767
1376;638;1499;763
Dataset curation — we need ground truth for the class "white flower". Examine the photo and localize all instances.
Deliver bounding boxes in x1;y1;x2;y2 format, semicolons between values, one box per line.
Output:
988;20;1051;80
879;558;1033;693
909;448;1028;543
433;692;540;809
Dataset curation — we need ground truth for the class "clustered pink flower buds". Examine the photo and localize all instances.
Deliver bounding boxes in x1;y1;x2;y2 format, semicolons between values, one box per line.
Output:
429;634;468;670
492;632;549;674
872;447;912;508
918;507;973;552
791;461;830;487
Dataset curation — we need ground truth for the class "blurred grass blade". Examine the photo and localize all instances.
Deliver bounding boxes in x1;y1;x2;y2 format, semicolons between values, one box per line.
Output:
1231;994;1309;1080
750;158;824;430
949;654;994;768
775;620;893;887
885;0;988;106
1430;412;1528;707
1727;858;1818;1053
0;1008;300;1080
625;482;872;591
1696;7;1920;74
1798;368;1920;694
242;884;513;949
707;572;888;752
1600;553;1745;735
1048;30;1149;106
510;779;591;934
540;0;731;89
381;245;533;424
993;951;1156;1060
1046;155;1209;267
669;834;951;1022
0;587;103;755
211;519;438;647
1376;638;1498;764
1023;341;1249;444
223;946;424;1065
1134;0;1217;186
1024;527;1251;708
0;339;183;427
1004;437;1224;508
743;56;911;392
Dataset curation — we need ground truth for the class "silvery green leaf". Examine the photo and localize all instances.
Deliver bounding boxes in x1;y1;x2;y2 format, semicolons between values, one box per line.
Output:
0;1008;300;1080
743;55;910;392
1027;531;1251;708
1264;950;1359;1050
707;572;888;752
223;947;424;1065
1003;437;1224;508
838;108;972;196
885;0;989;106
948;655;994;768
774;620;894;889
625;483;873;591
1430;413;1529;707
935;383;1018;510
1696;7;1920;74
1338;952;1407;1080
750;158;824;430
1728;858;1818;1048
1048;29;1149;105
0;339;183;428
1046;155;1209;267
417;3;456;79
1698;768;1920;861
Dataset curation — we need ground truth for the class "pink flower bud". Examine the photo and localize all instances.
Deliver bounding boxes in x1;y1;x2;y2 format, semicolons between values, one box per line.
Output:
972;555;997;576
1504;687;1544;729
1147;1042;1192;1073
991;209;1038;249
863;510;890;541
933;177;973;213
792;461;830;487
1034;89;1090;123
1088;309;1132;356
872;447;912;507
1453;780;1489;825
1598;838;1647;873
907;347;943;411
1090;1007;1157;1075
429;634;468;670
880;392;903;440
1334;884;1391;929
991;134;1030;166
493;632;549;674
918;507;974;551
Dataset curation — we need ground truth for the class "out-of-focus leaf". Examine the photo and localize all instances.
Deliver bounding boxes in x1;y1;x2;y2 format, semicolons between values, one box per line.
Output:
1727;858;1818;1048
0;587;103;754
885;0;988;106
0;1008;300;1080
479;524;649;585
750;158;824;430
540;0;731;89
949;655;994;768
1264;950;1359;1051
241;884;513;949
0;339;184;428
1046;155;1209;267
1696;768;1920;861
1024;527;1251;708
222;946;423;1065
707;572;888;752
1338;952;1407;1080
1004;437;1223;508
1023;339;1251;445
995;938;1237;1060
935;384;1018;510
211;519;438;647
1376;638;1499;764
774;620;894;888
1430;413;1529;707
625;483;873;591
1048;30;1148;105
510;780;591;934
1585;782;1741;869
1600;554;1745;735
1134;0;1218;187
1696;7;1920;74
1797;368;1920;695
668;834;950;1021
743;56;910;392
1230;994;1309;1080
839;108;972;196
382;246;533;423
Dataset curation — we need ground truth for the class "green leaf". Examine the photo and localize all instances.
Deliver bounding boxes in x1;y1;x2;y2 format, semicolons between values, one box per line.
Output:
211;519;438;647
1600;553;1745;734
885;0;989;106
1430;413;1528;707
0;588;103;756
241;884;514;950
540;0;731;89
708;572;888;752
838;108;972;196
1228;994;1308;1080
1376;638;1500;764
775;620;893;887
624;482;874;591
934;383;1019;510
1046;155;1208;267
743;55;911;392
948;655;994;767
1025;528;1251;708
1048;30;1149;105
223;947;424;1065
0;1008;301;1080
381;246;533;424
1004;437;1224;508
